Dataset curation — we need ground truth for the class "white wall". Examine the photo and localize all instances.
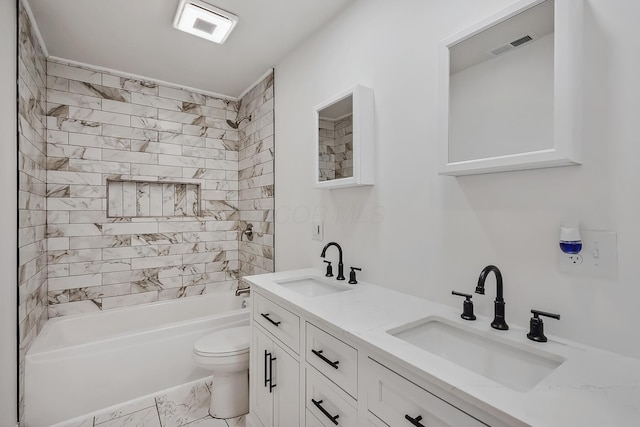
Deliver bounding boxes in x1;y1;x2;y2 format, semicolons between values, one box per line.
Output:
274;0;640;358
1;0;19;424
450;34;554;162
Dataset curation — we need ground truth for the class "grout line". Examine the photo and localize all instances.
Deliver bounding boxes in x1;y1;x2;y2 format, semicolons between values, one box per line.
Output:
154;397;163;427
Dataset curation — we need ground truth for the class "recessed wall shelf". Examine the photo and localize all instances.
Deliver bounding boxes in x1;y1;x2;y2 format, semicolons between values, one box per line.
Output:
107;179;201;218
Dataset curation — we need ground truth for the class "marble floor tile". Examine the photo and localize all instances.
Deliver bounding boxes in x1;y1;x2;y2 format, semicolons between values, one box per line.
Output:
50;415;94;427
98;406;161;427
94;396;157;424
185;416;228;426
47;378;249;427
223;415;246;427
156;379;212;426
185;415;245;427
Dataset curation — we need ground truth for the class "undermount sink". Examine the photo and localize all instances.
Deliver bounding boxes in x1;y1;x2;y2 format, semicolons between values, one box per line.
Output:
274;277;351;297
388;317;565;392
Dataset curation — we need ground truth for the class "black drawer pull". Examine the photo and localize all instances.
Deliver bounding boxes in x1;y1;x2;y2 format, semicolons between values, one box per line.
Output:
264;350;276;392
268;352;277;392
311;349;340;369
405;414;425;427
263;350;269;388
312;399;339;425
261;312;281;327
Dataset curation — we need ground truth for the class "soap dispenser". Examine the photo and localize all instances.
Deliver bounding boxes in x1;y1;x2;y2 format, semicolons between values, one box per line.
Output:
324;260;333;277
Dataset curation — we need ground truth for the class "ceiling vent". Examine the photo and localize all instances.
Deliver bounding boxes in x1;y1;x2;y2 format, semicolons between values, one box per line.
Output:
173;0;238;44
488;33;538;57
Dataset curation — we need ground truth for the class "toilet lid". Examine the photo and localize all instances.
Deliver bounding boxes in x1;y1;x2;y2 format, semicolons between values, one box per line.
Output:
194;326;250;356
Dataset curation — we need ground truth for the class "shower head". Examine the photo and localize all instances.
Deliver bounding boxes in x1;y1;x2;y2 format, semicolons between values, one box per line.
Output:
226;114;252;129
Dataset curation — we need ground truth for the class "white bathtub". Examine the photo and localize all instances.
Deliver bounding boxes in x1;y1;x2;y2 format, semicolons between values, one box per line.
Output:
25;294;249;427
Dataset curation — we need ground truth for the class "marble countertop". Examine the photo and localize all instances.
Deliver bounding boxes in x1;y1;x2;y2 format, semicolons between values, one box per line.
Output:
245;268;640;427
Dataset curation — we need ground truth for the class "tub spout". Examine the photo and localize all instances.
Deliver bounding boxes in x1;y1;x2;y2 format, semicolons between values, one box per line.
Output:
235;287;250;297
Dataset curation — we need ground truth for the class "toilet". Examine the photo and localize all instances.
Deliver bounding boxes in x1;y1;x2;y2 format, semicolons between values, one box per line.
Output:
193;325;251;419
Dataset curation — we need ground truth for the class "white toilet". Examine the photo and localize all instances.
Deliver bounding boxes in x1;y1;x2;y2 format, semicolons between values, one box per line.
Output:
193;325;251;419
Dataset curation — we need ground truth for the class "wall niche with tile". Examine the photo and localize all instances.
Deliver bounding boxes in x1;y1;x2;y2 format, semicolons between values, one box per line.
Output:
107;179;201;218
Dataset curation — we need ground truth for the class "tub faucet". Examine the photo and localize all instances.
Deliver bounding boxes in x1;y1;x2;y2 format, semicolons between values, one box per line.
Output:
321;242;345;280
235;287;250;297
475;265;509;330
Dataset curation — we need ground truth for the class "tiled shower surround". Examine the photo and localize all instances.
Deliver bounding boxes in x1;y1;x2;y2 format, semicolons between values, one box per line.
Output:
334;115;353;179
17;5;273;423
237;74;275;277
18;1;48;420
318;114;353;181
45;61;274;316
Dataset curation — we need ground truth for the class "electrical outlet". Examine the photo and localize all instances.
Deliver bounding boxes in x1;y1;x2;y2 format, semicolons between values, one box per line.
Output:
312;221;323;241
567;254;583;265
558;230;617;279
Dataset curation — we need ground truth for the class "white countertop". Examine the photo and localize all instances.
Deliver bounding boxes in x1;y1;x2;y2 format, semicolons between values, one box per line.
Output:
245;268;640;427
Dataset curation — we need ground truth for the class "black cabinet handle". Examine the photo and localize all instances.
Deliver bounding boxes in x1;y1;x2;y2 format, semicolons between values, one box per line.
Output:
405;414;425;427
311;399;339;425
263;350;269;388
268;352;276;392
264;350;276;392
311;349;340;369
261;312;281;327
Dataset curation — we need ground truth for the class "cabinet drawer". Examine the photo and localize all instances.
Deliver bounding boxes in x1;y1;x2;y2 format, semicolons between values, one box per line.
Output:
306;409;326;427
366;358;487;427
306;322;358;398
306;368;357;427
253;292;300;353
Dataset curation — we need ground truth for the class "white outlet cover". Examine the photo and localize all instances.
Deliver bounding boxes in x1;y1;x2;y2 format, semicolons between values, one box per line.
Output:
558;230;617;279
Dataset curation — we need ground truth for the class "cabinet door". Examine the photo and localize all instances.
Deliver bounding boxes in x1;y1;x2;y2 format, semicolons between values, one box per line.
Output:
253;326;274;427
273;340;300;427
366;358;487;427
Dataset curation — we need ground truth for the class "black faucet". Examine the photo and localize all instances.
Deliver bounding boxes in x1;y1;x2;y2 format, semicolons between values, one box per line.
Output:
320;242;345;280
475;265;508;330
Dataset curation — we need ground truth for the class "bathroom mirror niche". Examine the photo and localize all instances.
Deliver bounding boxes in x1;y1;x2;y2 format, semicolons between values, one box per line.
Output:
314;85;374;189
439;0;583;176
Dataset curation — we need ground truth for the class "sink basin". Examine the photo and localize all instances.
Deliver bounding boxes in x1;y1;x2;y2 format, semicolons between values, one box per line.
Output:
274;277;351;297
388;317;564;392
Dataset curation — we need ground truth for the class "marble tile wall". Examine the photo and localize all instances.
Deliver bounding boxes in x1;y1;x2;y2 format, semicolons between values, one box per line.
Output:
45;59;243;317
237;72;275;277
318;118;336;181
107;180;200;218
317;114;352;181
334;114;353;179
17;1;48;420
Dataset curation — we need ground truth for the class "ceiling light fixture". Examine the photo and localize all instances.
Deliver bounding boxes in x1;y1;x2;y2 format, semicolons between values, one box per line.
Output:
173;0;238;44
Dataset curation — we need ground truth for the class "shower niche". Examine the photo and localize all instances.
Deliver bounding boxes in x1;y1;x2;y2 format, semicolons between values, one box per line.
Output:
314;85;374;189
107;179;201;218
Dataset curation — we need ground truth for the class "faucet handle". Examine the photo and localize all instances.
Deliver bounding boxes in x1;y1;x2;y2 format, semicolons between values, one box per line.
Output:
323;260;333;277
527;309;560;342
348;267;361;284
452;291;476;321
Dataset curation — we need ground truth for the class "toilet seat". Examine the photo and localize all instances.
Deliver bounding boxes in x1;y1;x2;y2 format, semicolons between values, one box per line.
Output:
194;325;250;357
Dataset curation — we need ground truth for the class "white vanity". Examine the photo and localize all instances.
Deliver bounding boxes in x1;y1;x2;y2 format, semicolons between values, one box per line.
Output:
245;269;640;427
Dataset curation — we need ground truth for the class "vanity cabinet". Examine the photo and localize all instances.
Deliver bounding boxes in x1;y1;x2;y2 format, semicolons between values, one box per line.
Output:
249;287;505;427
251;293;301;427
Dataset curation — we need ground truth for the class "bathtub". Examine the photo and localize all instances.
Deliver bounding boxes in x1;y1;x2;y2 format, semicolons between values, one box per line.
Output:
25;294;249;427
